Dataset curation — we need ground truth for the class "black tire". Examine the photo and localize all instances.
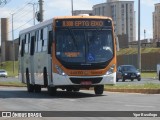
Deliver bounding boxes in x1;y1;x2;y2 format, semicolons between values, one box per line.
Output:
138;78;141;81
131;79;134;81
122;76;125;82
35;85;41;93
66;88;73;92
94;85;104;95
26;69;34;93
159;71;160;81
43;68;48;87
48;86;57;96
116;77;119;82
73;88;80;92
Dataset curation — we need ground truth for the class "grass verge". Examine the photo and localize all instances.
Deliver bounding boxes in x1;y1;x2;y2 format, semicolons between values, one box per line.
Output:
0;81;26;87
0;61;18;77
141;72;157;78
105;83;160;89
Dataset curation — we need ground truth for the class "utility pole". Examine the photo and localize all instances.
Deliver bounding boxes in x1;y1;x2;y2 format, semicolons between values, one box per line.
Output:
71;0;73;16
144;29;146;40
11;13;15;73
28;3;36;25
39;0;44;22
138;0;141;71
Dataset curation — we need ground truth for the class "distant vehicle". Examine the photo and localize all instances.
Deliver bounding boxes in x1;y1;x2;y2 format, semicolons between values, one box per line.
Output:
0;69;8;78
157;64;160;81
116;65;141;82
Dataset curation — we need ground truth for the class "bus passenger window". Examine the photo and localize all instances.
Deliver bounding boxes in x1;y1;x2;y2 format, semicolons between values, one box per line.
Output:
42;27;48;51
21;40;24;57
30;36;35;55
48;31;53;54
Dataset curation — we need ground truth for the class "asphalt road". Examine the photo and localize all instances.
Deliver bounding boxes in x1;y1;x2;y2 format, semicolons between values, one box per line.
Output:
0;86;160;120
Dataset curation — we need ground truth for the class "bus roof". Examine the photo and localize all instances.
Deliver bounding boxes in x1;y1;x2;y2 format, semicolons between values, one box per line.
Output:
54;15;112;20
19;15;112;35
19;18;54;35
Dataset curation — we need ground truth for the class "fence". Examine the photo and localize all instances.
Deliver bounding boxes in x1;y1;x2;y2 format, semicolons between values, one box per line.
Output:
117;53;160;71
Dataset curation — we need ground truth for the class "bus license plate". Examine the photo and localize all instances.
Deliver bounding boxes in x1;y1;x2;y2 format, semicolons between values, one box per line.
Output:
80;81;92;85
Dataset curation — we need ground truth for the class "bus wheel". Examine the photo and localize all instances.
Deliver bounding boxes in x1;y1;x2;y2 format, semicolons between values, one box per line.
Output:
159;71;160;81
35;85;41;93
66;88;73;92
73;88;80;92
26;69;34;93
48;86;57;96
43;68;48;87
94;85;104;95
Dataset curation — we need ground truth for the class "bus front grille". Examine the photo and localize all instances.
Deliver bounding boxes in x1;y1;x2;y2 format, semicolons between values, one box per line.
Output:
70;77;103;84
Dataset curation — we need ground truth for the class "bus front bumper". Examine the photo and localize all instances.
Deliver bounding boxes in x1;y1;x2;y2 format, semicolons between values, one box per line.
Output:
51;72;116;86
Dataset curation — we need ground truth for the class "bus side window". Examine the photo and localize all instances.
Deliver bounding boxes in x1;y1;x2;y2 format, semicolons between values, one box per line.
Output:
38;30;41;52
21;40;24;57
25;34;28;53
30;36;35;55
35;30;39;52
41;29;44;46
43;27;48;51
48;31;53;54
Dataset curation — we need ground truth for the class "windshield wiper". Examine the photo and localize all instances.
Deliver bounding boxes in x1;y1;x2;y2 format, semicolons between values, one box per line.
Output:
68;28;78;51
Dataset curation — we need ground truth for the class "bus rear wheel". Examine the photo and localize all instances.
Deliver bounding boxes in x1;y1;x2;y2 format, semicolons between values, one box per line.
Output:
94;85;104;95
35;85;41;93
26;69;34;93
48;86;57;96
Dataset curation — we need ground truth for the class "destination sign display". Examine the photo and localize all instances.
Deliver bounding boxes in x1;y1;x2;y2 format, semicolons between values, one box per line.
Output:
55;19;112;27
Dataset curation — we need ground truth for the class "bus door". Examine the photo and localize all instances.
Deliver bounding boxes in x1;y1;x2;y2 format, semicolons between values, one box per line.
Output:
19;39;25;83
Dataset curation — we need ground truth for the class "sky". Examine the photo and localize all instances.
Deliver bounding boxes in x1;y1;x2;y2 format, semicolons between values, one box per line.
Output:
0;0;160;43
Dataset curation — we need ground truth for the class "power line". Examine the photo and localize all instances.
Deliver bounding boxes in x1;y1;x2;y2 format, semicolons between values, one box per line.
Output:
7;18;33;34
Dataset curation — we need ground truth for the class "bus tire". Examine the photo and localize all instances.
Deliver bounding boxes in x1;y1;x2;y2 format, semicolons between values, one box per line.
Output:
35;85;41;93
66;88;73;92
73;88;80;92
26;69;34;93
94;85;104;95
48;86;57;96
43;67;48;87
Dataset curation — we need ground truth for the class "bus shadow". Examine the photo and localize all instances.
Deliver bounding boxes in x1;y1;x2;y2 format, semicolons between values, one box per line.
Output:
0;90;105;99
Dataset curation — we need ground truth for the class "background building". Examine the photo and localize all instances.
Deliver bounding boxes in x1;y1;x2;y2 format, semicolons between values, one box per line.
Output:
153;3;160;45
73;10;93;16
0;18;18;62
1;18;9;62
73;0;136;48
93;0;136;43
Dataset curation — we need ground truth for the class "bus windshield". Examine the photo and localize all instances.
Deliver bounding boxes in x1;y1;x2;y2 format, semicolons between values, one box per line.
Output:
56;28;114;64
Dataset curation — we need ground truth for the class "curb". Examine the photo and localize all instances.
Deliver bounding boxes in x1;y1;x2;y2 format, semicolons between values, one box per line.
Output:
105;88;160;94
1;85;160;94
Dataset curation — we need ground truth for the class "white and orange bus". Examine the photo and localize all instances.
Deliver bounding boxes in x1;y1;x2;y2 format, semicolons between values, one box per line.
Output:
19;15;117;95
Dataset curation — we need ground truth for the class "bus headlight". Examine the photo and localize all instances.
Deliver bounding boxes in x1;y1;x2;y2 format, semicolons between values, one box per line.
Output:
55;65;66;76
106;64;115;75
